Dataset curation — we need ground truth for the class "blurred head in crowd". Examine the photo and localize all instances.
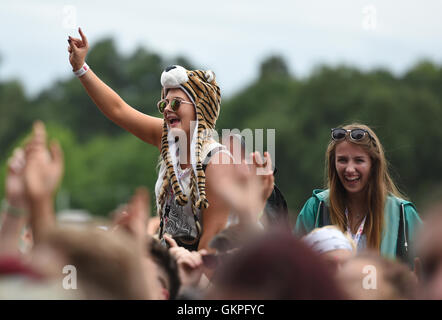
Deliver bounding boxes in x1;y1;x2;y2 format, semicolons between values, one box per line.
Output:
201;224;262;271
326;123;404;250
303;225;356;273
207;230;347;299
336;251;417;299
209;223;261;254
415;201;442;299
31;226;152;299
145;238;181;300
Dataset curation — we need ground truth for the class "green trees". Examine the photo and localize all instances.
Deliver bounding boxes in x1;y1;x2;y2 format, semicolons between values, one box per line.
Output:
218;58;442;214
0;80;32;159
1;42;441;219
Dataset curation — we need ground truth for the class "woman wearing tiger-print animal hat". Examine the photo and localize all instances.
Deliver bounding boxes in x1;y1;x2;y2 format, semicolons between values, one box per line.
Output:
67;28;233;251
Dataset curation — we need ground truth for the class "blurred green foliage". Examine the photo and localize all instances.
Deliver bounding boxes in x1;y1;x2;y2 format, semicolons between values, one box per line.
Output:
0;42;441;218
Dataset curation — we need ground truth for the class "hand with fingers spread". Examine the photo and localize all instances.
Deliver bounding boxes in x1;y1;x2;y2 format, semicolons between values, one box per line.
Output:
210;151;274;224
23;121;64;202
68;27;89;71
164;234;207;287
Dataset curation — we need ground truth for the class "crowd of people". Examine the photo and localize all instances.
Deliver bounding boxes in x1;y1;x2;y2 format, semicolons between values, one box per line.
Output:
0;28;441;300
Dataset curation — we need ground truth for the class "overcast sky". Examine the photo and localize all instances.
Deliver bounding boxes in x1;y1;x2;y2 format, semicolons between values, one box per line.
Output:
1;0;442;98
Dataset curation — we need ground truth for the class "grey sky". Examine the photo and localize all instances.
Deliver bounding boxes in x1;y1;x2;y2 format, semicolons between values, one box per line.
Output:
1;0;442;98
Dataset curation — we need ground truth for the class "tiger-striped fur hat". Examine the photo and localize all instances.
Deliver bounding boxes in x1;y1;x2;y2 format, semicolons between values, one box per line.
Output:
157;65;221;215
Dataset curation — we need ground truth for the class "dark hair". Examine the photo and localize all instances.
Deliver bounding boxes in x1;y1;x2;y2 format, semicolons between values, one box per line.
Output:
209;224;261;253
211;229;347;299
263;184;289;228
148;239;181;300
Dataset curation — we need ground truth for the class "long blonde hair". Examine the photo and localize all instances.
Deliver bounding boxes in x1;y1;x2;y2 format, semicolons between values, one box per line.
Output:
325;123;405;250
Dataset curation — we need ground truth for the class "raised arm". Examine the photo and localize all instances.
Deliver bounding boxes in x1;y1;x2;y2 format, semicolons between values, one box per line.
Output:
197;151;234;252
0;148;29;256
68;28;163;149
23;121;63;244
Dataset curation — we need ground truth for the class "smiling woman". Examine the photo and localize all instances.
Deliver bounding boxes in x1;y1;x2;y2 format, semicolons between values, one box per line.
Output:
294;123;422;267
67;28;234;251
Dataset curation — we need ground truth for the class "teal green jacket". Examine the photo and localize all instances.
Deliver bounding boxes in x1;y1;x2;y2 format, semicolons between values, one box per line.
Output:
294;189;422;265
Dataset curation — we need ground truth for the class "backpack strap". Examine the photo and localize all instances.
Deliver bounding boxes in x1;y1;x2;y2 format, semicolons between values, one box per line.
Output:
202;146;231;171
322;204;331;227
315;201;331;228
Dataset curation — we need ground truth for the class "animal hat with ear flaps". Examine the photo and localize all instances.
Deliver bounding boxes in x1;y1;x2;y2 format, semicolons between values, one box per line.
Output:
157;65;221;216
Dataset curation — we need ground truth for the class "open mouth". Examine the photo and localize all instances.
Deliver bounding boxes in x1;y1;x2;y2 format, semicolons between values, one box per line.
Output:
166;114;181;127
344;176;360;183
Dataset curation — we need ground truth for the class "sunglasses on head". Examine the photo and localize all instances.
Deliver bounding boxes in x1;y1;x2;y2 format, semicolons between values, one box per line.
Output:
331;128;373;142
157;98;193;113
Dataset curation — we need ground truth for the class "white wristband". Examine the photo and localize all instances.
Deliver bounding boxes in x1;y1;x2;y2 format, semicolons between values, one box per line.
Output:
73;62;89;77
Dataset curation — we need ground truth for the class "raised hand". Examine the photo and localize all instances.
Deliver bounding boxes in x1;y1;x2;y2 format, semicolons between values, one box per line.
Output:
23;121;64;201
68;27;89;71
210;151;274;224
250;151;275;203
16;121;64;244
164;234;207;287
112;187;151;243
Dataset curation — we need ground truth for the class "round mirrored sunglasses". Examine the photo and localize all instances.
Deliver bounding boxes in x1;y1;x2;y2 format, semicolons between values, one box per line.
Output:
157;98;193;113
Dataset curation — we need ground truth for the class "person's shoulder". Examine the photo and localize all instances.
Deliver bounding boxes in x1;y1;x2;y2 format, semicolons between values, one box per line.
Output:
386;194;421;223
205;149;233;168
203;141;233;167
203;145;234;188
387;194;417;211
295;189;326;235
299;189;327;214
